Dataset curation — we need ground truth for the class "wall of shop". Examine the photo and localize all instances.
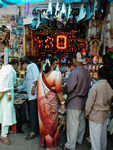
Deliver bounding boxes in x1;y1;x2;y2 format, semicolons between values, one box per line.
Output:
110;2;113;47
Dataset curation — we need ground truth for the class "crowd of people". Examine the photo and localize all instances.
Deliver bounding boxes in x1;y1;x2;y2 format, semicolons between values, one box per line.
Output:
0;52;113;150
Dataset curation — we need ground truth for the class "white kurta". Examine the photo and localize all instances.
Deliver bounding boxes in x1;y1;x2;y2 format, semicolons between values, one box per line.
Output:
0;65;17;126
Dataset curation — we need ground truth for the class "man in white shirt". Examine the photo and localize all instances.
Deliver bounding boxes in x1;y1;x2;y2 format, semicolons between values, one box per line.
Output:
18;56;40;140
0;60;18;145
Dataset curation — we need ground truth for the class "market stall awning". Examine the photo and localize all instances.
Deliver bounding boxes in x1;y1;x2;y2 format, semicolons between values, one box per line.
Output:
0;0;45;8
64;0;88;3
0;0;97;8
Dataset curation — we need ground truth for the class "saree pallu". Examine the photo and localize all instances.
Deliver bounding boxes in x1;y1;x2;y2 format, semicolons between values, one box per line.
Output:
37;73;60;148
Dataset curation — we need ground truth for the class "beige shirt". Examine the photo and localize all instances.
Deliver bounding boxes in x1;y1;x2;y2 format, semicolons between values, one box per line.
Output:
85;80;113;123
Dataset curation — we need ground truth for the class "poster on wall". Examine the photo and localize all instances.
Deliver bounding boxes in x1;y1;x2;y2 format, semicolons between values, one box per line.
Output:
89;39;100;57
0;15;10;24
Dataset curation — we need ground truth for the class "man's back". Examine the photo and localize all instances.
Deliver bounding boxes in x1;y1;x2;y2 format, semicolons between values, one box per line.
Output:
67;66;91;109
86;79;113;123
26;63;40;100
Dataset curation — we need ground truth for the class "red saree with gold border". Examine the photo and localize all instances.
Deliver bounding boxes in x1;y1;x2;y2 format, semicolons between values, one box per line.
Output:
37;71;61;148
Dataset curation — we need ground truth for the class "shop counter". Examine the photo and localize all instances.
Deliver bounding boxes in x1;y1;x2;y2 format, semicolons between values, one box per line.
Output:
14;93;29;133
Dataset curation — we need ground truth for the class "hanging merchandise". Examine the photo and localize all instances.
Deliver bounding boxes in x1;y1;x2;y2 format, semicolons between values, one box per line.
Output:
46;0;52;18
29;0;54;31
9;17;17;49
8;7;23;56
16;7;23;27
23;0;98;31
110;28;113;39
101;13;111;50
29;18;39;30
23;0;99;31
84;56;103;81
55;0;60;17
17;27;23;37
76;4;86;22
67;4;72;21
16;17;23;26
58;3;67;25
88;19;102;41
85;0;96;21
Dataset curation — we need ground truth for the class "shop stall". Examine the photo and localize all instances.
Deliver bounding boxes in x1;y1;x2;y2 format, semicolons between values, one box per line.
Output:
0;0;113;134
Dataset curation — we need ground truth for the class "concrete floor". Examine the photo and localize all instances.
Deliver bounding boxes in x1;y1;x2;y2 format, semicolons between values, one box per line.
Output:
0;125;113;150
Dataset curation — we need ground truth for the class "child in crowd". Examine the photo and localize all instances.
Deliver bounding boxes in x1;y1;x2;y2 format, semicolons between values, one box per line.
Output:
85;66;113;150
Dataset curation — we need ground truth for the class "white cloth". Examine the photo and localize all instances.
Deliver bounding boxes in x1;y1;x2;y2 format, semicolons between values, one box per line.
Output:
0;65;16;92
1;125;9;137
0;64;17;126
18;63;40;101
108;118;113;134
4;47;9;65
89;120;107;150
65;109;85;150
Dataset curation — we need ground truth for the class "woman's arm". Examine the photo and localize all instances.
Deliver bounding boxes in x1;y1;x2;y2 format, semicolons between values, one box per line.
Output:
57;92;65;113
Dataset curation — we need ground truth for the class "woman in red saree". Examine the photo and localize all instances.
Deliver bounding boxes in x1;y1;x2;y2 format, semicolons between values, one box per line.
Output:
37;57;65;149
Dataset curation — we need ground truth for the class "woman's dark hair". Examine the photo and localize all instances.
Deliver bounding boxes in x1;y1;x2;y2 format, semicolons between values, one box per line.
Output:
20;56;31;65
43;57;57;73
1;55;4;59
8;59;18;65
98;66;109;80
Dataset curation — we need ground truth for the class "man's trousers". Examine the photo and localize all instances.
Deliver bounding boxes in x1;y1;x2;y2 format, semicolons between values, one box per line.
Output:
65;108;86;150
89;120;107;150
29;99;39;133
1;125;9;137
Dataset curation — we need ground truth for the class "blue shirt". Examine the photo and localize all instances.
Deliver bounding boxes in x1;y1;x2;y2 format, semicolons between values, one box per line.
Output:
18;63;40;101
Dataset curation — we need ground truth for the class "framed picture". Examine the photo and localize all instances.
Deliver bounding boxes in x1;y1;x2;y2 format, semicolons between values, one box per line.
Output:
89;39;100;57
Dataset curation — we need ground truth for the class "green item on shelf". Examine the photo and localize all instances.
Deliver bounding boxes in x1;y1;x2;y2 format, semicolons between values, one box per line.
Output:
111;54;113;59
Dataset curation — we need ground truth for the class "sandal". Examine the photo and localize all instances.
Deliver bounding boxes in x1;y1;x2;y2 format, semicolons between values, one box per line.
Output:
8;130;16;134
64;146;70;150
25;132;36;140
0;136;11;145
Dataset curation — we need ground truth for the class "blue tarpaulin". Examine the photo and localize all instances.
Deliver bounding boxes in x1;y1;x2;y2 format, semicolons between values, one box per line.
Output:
64;0;88;3
0;0;90;8
0;0;45;8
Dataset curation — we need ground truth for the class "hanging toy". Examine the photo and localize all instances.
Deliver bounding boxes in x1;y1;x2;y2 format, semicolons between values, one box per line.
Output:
67;4;72;21
46;0;52;18
76;4;86;22
55;0;60;17
29;9;41;30
58;3;67;25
